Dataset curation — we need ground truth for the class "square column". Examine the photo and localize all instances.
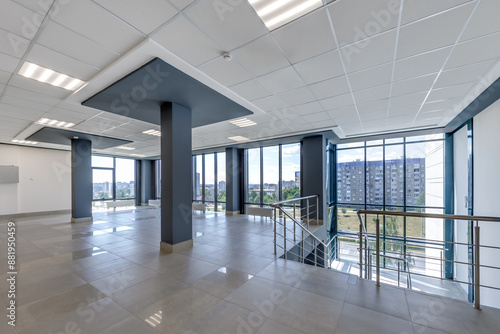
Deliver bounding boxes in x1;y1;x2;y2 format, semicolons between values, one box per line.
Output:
225;147;244;215
301;135;326;222
160;102;193;252
71;139;93;223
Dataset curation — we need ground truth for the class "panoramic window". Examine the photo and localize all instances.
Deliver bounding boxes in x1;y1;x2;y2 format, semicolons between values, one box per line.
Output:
245;143;301;209
92;156;136;201
191;152;226;211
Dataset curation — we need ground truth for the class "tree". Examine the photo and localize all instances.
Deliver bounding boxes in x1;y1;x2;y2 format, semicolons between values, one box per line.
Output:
217;190;226;202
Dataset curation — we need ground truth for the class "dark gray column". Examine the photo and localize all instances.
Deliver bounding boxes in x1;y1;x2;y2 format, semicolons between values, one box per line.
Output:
301;135;326;222
71;139;93;223
160;102;193;252
139;160;155;205
444;133;454;279
226;147;244;215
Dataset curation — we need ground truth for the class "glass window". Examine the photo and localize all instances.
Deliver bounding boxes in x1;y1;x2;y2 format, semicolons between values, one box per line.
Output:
195;155;203;201
247;148;261;204
217;152;226;210
337;148;365;204
385;144;404;206
366;146;383;205
92;156;114;168
263;146;279;204
92;169;113;200
115;158;135;200
204;154;215;203
282;143;301;201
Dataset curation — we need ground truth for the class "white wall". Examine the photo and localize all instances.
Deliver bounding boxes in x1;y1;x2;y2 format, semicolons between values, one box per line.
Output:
0;144;71;215
473;99;500;308
453;126;469;295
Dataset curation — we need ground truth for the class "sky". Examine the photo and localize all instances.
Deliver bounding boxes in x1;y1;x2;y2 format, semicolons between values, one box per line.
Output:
92;156;135;183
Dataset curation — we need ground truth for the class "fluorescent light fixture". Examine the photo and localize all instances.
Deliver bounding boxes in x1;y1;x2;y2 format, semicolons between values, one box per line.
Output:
18;61;86;91
229;118;257;128
116;146;135;151
143;129;161;137
36;118;75;128
11;139;38;145
228;135;250;142
249;0;323;30
130;154;146;158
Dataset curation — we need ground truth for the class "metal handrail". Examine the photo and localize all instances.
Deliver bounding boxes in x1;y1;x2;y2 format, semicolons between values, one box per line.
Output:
272;195;337;268
357;210;500;310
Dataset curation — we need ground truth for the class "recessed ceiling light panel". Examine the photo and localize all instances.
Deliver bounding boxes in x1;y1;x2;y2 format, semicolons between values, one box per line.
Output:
249;0;323;30
36;118;75;128
229;118;257;128
130;154;146;158
18;62;86;91
11;139;38;145
117;146;135;150
228;135;250;142
143;129;161;137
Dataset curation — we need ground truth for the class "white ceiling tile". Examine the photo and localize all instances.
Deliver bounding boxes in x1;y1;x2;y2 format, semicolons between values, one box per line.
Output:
353;84;390;104
401;0;472;25
391;74;436;97
12;0;50;12
420;99;459;113
0;51;20;73
447;32;500;69
277;87;316;107
51;0;144;54
309;119;337;129
0;117;31;136
272;9;336;64
309;75;351;100
394;47;451;81
329;0;401;47
341;30;396;73
1;95;53;112
199;57;253;87
326;105;358;120
290;101;324;116
94;0;178;35
427;82;473;102
397;3;474;59
169;0;195;11
37;21;119;69
0;29;29;58
4;86;60;106
348;63;392;91
0;70;10;84
9;75;69;99
152;15;221;67
230;79;272;102
460;0;500;42
319;93;354;110
293;50;344;84
360;110;388;122
437;59;496;88
357;99;389;114
185;0;267;51
232;35;289;77
389;104;421;116
26;43;100;81
0;104;45;121
390;92;427;108
0;0;35;38
305;111;332;123
252;95;287;112
258;66;305;94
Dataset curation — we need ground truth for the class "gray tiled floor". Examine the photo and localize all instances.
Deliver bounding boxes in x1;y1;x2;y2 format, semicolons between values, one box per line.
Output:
0;207;499;333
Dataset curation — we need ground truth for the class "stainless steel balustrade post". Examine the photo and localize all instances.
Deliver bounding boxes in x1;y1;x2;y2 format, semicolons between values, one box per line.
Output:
301;229;304;263
294;220;296;242
306;199;310;229
474;221;481;310
293;203;296;219
376;216;381;287
359;220;363;278
284;216;287;260
314;239;317;266
273;208;277;255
